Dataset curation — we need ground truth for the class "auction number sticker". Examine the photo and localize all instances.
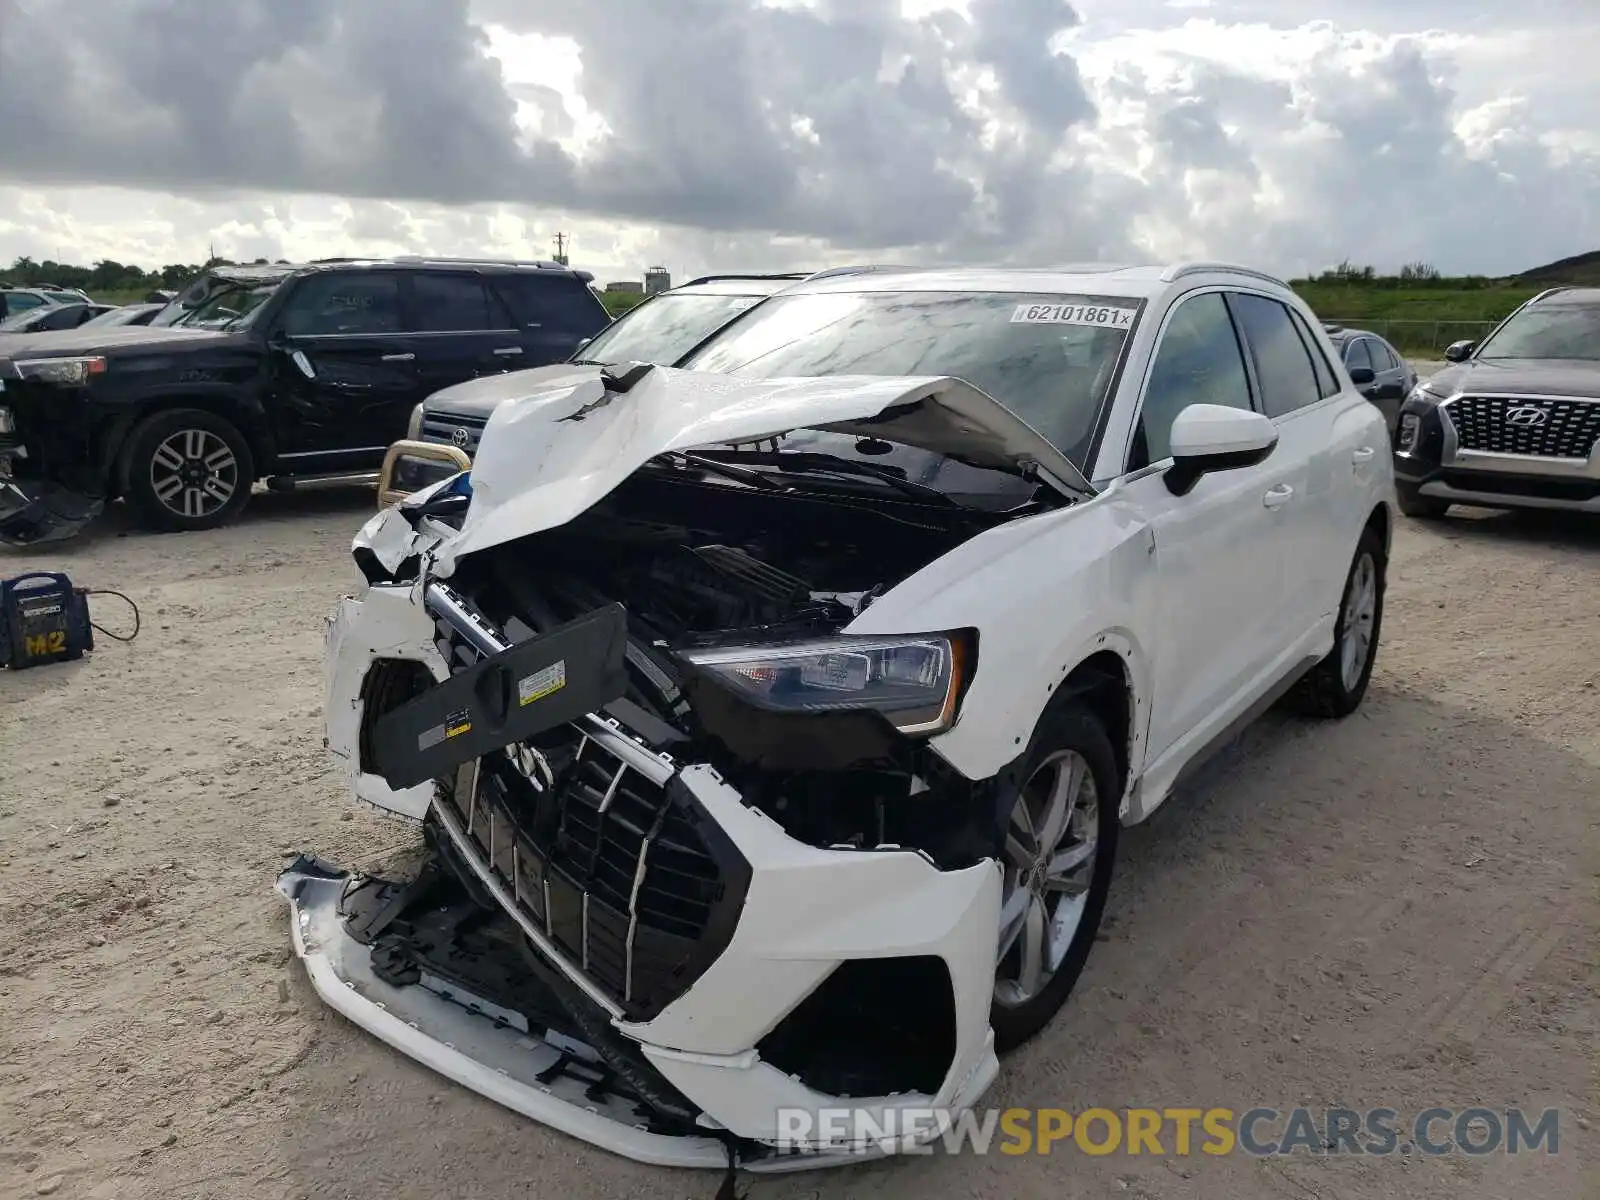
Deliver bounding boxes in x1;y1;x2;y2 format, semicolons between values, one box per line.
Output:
1011;303;1135;329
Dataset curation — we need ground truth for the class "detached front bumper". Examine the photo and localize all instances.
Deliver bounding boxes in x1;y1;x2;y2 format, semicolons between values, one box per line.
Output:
303;573;1003;1168
0;476;103;545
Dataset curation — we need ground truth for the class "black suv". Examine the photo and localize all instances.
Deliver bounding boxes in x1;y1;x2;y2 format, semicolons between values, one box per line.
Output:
0;257;610;543
378;271;811;503
1394;286;1600;519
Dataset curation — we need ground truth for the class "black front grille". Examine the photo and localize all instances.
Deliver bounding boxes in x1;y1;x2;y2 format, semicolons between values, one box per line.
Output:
421;597;750;1020
438;746;745;1020
420;411;488;453
1448;396;1600;458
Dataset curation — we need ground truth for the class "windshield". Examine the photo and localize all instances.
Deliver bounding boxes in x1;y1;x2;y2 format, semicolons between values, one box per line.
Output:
680;290;1139;468
1475;300;1600;361
577;292;770;366
171;282;280;329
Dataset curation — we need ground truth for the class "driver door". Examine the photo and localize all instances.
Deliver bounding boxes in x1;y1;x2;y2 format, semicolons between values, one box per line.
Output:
267;271;425;471
1114;290;1296;770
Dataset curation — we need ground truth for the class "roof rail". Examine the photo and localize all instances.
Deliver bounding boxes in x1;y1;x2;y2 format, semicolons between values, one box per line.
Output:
1527;285;1580;304
389;254;573;271
1160;261;1290;287
680;272;813;287
800;264;928;282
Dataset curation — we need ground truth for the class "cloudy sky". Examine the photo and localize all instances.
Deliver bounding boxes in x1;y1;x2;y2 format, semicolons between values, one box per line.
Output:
1;0;1596;284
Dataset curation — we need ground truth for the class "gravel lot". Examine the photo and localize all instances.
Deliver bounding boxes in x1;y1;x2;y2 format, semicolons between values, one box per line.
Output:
2;452;1595;1199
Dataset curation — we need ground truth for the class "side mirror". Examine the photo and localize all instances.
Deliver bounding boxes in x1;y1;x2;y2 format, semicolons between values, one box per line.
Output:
1164;404;1278;497
1347;365;1376;386
1443;340;1475;363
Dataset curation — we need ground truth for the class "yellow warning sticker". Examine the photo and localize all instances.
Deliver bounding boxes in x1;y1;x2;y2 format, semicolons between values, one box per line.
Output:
519;661;567;706
444;708;473;739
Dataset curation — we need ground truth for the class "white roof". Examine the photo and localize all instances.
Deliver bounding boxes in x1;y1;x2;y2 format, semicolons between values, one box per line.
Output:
790;261;1293;301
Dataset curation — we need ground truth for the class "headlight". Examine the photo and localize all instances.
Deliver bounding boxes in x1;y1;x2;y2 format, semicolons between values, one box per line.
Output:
679;632;973;735
0;407;13;435
1397;413;1421;452
406;403;424;439
15;356;107;386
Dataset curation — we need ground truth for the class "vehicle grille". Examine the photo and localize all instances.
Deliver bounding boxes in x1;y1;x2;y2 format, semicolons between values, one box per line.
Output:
419;411;488;453
438;747;730;1017
422;598;748;1021
1448;396;1600;459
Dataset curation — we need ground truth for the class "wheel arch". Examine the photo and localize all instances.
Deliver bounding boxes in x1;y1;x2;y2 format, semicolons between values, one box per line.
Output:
112;391;271;494
1364;497;1393;559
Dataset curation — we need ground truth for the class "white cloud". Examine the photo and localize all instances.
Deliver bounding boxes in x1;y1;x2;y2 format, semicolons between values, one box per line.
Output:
0;0;1596;281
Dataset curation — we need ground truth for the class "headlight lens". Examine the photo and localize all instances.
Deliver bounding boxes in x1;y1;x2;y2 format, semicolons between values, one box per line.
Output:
406;403;424;439
15;356;107;385
1397;413;1421;452
0;407;14;435
679;632;972;735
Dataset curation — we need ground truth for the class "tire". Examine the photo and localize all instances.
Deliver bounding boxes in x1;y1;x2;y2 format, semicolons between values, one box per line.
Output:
1396;481;1450;519
990;700;1121;1054
121;408;255;532
1285;525;1386;719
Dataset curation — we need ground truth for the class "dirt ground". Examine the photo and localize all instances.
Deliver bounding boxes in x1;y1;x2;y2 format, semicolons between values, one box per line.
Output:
2;466;1596;1198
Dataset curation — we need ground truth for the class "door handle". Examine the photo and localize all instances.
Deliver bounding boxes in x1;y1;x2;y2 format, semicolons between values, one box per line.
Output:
492;346;524;356
1263;483;1295;509
381;352;415;362
1352;447;1375;464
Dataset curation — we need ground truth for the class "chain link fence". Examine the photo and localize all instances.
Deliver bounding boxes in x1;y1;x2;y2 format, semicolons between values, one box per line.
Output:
1322;318;1500;355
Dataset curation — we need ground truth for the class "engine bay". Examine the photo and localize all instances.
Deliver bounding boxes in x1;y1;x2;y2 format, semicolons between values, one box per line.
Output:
423;468;1013;867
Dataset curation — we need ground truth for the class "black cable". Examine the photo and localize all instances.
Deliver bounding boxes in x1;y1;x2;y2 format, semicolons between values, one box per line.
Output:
84;588;140;643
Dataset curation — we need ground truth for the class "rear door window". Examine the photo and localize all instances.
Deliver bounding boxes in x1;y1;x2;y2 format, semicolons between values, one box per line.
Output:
491;275;611;338
1228;294;1323;418
407;273;504;332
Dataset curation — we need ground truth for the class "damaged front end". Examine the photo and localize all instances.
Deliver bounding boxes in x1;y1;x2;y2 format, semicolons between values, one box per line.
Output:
0;362;106;545
287;366;1080;1170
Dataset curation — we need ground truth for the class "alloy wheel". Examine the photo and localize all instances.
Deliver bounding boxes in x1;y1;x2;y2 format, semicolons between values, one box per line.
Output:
150;428;239;519
1339;552;1378;691
994;748;1100;1008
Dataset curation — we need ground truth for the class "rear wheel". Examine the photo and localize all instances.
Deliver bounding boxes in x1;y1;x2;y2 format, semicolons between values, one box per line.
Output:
1396;481;1450;519
1285;526;1386;718
990;701;1120;1053
122;408;255;532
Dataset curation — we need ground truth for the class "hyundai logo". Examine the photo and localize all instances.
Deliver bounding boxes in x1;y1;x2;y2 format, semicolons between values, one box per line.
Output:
1505;406;1549;428
451;426;471;448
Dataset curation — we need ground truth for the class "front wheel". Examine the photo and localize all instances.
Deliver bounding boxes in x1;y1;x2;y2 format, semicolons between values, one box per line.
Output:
122;408;256;532
990;701;1120;1054
1285;526;1386;718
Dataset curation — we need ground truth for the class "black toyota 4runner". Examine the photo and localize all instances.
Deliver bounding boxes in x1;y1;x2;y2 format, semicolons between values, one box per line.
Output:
0;257;610;544
1394;286;1600;519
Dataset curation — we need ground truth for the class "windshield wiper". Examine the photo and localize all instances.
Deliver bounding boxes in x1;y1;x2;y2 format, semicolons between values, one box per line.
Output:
699;448;963;508
649;450;784;490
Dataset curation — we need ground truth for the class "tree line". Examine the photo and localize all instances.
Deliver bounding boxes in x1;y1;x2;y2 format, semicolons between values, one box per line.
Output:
3;252;1533;297
2;255;290;293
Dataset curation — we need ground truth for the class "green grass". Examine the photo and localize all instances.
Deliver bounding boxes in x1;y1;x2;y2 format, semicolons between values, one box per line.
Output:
1287;283;1539;354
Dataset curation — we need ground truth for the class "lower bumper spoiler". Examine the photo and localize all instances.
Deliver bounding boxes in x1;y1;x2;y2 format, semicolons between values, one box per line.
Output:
275;854;889;1177
0;478;102;546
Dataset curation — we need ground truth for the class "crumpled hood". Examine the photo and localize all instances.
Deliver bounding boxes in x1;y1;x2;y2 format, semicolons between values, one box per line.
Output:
1424;357;1600;399
429;364;1090;575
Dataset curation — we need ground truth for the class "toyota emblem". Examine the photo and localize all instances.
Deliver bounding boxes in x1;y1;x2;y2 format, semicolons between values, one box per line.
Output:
451;426;471;448
1505;406;1549;428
